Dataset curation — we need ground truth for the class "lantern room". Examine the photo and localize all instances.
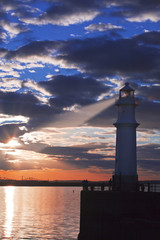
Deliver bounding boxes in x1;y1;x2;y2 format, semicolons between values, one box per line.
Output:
119;82;134;99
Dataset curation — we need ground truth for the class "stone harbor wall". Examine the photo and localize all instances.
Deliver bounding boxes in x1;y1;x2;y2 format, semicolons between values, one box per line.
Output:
78;191;160;240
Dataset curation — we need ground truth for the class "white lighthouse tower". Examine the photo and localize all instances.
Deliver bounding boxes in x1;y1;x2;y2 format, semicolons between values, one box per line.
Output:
113;82;139;191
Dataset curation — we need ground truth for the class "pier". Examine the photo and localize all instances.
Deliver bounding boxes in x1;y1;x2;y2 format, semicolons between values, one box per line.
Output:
78;83;160;240
78;188;160;240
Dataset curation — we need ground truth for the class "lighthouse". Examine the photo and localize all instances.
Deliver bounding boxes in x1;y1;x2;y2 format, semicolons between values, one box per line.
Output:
113;82;139;191
78;83;160;240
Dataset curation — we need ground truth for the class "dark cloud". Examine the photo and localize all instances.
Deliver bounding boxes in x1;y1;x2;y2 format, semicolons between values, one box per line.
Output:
40;75;110;109
136;85;160;101
0;142;115;171
41;145;112;159
108;0;160;22
138;144;160;173
2;141;160;172
136;100;160;129
22;0;105;26
3;32;160;81
0;75;110;130
19;0;160;26
0;91;55;129
0;0;20;10
13;142;160;172
138;144;160;161
60;36;159;77
3;92;52;117
40;144;115;169
134;31;160;46
59;159;114;170
0;47;8;55
0;124;26;143
0;153;41;171
58;0;103;8
0;80;159;131
138;160;160;172
0;151;12;170
6;40;61;59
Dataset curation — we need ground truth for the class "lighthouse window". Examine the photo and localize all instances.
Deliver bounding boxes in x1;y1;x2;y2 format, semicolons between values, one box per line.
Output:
122;91;130;98
120;90;134;98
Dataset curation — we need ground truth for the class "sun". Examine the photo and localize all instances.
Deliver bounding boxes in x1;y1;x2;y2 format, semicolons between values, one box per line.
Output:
6;139;21;148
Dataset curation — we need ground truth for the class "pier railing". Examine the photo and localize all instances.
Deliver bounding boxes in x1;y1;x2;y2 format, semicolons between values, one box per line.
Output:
82;181;160;192
139;181;160;192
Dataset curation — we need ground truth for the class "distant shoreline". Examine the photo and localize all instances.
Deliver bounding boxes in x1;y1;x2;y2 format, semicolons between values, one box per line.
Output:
0;180;83;187
0;179;106;187
0;179;160;187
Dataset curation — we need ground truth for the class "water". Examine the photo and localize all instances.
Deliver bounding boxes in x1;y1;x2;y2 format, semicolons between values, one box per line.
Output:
0;186;81;240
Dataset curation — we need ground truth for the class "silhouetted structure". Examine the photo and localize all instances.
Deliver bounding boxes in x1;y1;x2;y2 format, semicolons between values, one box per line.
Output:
113;82;139;191
78;83;160;240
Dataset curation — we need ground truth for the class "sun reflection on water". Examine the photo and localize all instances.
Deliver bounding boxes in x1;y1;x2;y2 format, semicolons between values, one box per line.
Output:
4;186;15;238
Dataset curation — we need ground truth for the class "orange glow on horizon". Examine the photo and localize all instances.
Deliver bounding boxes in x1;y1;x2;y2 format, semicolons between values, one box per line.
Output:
0;169;112;181
0;169;159;182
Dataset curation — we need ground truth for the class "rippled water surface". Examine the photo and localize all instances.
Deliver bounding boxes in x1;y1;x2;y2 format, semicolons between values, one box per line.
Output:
0;186;81;240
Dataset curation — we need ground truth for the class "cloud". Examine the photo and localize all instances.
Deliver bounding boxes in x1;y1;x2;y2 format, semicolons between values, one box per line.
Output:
21;0;104;26
0;20;28;39
127;13;160;23
40;143;115;170
0;30;159;132
5;40;61;60
0;138;115;171
0;91;54;130
136;100;160;130
0;78;21;92
138;160;160;172
0;124;26;143
0;28;7;41
3;32;159;81
134;31;160;46
59;36;159;77
22;79;52;104
18;0;160;27
0;74;111;130
4;141;159;172
85;22;123;33
136;85;160;101
0;114;29;126
0;48;8;57
0;0;33;40
138;144;160;173
108;0;160;22
0;151;12;170
39;75;110;109
138;144;160;161
0;77;159;133
0;77;159;132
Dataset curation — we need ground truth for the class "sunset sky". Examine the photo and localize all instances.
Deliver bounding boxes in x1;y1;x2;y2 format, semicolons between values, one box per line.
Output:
0;0;160;181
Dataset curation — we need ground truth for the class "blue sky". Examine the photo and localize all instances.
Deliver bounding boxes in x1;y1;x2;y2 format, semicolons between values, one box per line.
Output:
0;0;160;180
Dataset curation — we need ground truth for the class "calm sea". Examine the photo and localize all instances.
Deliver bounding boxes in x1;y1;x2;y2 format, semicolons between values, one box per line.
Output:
0;186;81;240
